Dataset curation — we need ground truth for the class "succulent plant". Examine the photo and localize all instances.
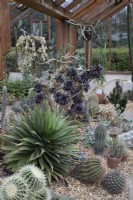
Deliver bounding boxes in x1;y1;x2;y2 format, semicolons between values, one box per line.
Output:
18;165;47;191
109;138;126;158
2;105;78;183
28;88;35;99
29;187;51;200
0;175;28;200
71;156;108;184
94;124;107;155
102;171;125;194
87;94;100;118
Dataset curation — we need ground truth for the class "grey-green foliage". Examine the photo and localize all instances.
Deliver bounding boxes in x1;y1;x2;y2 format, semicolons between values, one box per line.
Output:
94;124;107;155
1;86;7;129
71;156;107;184
0;175;29;200
102;171;125;194
109;138;126;158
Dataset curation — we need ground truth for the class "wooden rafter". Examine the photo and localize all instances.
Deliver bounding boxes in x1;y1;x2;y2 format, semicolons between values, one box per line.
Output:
9;2;20;11
10;8;27;21
14;0;71;20
89;0;130;24
65;0;82;11
55;0;65;6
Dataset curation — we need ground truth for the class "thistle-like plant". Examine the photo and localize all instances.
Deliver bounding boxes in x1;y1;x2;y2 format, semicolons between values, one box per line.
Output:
18;165;47;191
1;105;78;183
0;175;28;200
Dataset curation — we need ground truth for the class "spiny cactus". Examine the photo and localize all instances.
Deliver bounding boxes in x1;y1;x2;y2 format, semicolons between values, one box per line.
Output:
87;94;100;118
1;86;7;129
102;171;125;194
109;138;126;158
28;88;35;99
71;156;108;184
18;165;47;191
30;187;51;200
94;124;107;155
0;175;28;200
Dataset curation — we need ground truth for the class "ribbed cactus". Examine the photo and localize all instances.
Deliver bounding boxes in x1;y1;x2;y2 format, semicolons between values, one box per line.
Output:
0;175;28;200
71;156;108;184
102;171;125;194
87;94;100;118
109;138;126;158
94;124;107;155
30;187;51;200
28;88;35;99
18;165;47;191
1;86;7;129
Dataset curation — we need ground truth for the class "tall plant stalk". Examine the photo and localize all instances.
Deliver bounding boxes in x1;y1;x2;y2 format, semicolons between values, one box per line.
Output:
127;4;133;82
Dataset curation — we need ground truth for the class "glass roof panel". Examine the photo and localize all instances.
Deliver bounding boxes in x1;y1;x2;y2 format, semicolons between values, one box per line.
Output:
61;0;73;8
70;0;88;12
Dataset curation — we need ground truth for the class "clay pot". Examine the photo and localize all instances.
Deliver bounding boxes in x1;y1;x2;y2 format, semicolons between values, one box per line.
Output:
121;154;128;162
107;155;121;169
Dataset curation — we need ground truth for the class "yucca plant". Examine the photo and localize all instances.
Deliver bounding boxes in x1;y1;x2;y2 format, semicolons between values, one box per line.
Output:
1;105;79;183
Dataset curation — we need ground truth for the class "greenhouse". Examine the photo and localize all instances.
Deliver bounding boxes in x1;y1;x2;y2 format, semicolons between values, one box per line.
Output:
0;0;133;199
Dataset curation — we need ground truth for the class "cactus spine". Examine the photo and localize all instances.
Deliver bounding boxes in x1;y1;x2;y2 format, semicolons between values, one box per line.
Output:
94;124;107;155
18;165;47;191
1;86;7;130
71;156;108;184
0;175;28;200
30;188;51;200
102;171;125;194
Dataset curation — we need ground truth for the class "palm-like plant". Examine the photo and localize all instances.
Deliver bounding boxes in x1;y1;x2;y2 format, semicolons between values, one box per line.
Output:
1;105;78;183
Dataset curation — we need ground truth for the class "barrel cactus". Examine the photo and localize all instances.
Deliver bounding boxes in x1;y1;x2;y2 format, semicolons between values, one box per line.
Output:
94;124;107;155
18;165;47;191
30;187;51;200
102;171;125;194
71;156;108;184
0;175;28;200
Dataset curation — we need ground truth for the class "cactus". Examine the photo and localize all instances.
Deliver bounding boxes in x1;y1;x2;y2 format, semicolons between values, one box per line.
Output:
0;175;28;200
18;165;47;191
1;86;7;130
71;156;108;184
109;138;126;158
87;94;100;118
108;80;127;113
30;187;51;200
28;88;35;99
102;171;125;194
94;124;107;155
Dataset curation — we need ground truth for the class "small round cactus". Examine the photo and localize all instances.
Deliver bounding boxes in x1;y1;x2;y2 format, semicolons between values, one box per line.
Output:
18;165;47;191
0;175;28;200
30;187;51;200
102;171;125;194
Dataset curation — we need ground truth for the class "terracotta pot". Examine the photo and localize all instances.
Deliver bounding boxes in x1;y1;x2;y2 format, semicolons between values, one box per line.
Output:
121;154;128;162
107;155;121;169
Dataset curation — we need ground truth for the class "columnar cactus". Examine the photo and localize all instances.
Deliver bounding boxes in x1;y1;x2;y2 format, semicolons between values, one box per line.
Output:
28;88;35;99
1;86;7;129
102;171;125;194
18;165;47;191
94;124;107;155
0;175;28;200
71;156;108;184
30;188;51;200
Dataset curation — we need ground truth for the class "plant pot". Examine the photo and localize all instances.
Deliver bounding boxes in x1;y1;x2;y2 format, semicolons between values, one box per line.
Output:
107;155;121;169
121;154;128;162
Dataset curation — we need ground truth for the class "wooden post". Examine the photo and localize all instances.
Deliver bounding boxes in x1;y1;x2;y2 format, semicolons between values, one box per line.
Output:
48;16;51;41
56;20;77;54
0;0;11;80
109;17;112;69
85;28;93;69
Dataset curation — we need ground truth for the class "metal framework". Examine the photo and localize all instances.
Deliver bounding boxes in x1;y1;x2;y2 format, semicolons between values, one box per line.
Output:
0;0;132;79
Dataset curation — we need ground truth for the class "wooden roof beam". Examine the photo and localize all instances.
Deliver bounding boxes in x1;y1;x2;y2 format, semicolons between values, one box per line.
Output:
89;0;130;24
14;0;72;20
74;0;103;21
9;2;20;11
54;0;65;6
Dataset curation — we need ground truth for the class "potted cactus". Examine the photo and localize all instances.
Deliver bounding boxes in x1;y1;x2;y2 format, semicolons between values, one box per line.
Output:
107;138;126;168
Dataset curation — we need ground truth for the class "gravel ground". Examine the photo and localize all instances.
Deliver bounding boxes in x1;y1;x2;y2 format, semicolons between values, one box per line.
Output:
50;101;133;200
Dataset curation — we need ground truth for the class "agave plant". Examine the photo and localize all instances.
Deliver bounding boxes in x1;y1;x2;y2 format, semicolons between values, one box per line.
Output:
1;105;78;183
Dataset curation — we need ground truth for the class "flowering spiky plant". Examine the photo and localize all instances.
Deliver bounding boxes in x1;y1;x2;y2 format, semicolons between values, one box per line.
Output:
17;35;47;77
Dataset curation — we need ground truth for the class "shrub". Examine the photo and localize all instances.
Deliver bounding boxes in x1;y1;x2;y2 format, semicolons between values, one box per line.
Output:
1;105;78;183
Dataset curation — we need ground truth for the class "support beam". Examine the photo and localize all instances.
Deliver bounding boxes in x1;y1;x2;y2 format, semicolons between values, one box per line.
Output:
56;20;77;54
66;0;82;11
85;37;92;69
14;0;71;20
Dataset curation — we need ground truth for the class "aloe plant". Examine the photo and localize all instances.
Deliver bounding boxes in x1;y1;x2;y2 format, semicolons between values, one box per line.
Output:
1;105;78;183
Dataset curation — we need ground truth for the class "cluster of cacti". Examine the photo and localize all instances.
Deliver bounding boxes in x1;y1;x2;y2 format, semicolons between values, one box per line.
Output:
71;156;108;184
0;165;51;200
87;94;100;118
94;124;107;155
109;138;126;158
108;80;127;113
102;171;125;194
